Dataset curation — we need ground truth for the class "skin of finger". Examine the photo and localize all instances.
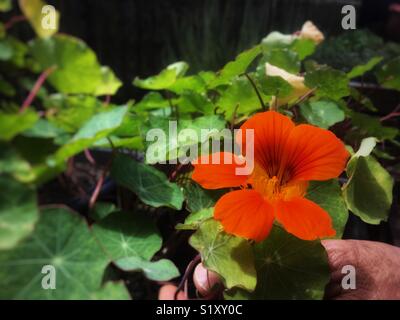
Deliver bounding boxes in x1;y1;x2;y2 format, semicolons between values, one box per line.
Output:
158;284;187;300
322;239;400;300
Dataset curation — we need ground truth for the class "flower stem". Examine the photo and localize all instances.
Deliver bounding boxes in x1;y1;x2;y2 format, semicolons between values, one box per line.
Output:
243;73;266;111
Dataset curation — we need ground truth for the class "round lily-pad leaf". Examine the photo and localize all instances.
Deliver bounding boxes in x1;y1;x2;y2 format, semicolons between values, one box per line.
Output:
0;207;120;299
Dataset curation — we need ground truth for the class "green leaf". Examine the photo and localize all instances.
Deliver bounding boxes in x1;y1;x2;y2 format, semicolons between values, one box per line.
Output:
0;207;112;299
22;118;67;140
177;90;215;115
305;66;350;100
0;145;35;182
92;210;162;261
44;94;103;133
183;180;224;212
176;208;214;230
89;202;116;222
0;39;13;60
49;106;128;165
226;226;330;300
30;35;121;95
115;257;179;281
143;115;226;163
306;180;349;238
261;31;294;51
349;111;398;140
343;155;393;225
110;154;184;210
290;38;316;60
168;74;210;95
134;92;169;111
189;219;256;291
133;61;188;90
299;99;345;129
256;65;293;98
347;56;383;79
0;0;11;12
375;57;400;90
92;211;179;282
217;76;268;119
0;176;39;250
209;45;261;88
0;110;39;141
19;0;59;38
264;49;300;74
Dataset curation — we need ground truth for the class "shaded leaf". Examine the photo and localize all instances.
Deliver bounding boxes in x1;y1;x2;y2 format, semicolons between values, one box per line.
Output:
92;211;162;261
0;207;111;299
111;154;184;210
343;155;393;225
0;176;38;250
305;66;349;100
306;180;348;238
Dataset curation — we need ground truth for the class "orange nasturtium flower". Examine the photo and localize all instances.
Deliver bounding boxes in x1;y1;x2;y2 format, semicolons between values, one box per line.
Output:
191;111;349;242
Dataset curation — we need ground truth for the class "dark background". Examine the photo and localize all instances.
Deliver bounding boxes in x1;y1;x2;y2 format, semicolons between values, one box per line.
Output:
7;0;399;102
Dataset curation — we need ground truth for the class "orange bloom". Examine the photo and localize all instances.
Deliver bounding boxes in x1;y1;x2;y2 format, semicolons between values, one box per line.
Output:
192;111;349;242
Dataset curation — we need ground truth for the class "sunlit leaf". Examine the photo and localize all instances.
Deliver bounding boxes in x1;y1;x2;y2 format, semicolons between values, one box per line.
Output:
300;99;345;129
209;45;261;88
133;61;188;90
19;0;59;38
347;56;383;79
115;257;179;281
30;35;121;95
176;208;213;230
189;219;256;291
0;110;39;141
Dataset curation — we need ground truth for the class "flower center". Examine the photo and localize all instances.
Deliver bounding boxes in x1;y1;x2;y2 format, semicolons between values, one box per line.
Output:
249;163;308;202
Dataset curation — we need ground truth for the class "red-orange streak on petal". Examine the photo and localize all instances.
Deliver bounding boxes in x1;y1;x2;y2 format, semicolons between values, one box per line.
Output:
283;124;350;181
274;197;336;240
191;152;248;189
238;111;295;176
214;190;274;242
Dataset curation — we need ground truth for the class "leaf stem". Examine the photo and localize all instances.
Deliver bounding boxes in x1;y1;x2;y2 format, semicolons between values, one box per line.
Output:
243;73;266;111
20;66;56;113
174;254;201;300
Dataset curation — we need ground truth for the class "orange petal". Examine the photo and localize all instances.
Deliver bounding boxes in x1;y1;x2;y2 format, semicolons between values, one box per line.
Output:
238;111;295;173
191;152;248;189
214;190;274;242
284;124;349;181
274;197;335;240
